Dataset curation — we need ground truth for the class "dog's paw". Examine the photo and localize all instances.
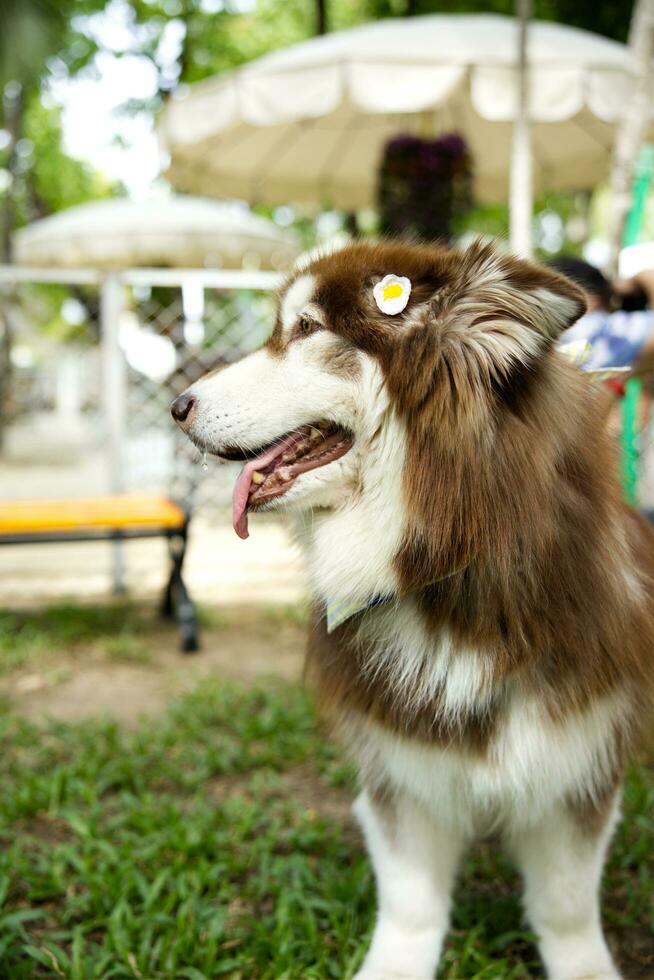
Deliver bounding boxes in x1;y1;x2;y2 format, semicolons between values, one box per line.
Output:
568;974;621;980
352;970;432;980
550;971;620;980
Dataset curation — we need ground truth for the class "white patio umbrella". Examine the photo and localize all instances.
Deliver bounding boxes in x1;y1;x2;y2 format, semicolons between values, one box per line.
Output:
160;13;649;254
13;196;298;271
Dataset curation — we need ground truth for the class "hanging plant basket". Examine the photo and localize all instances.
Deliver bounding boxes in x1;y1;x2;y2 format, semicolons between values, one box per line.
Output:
377;133;473;243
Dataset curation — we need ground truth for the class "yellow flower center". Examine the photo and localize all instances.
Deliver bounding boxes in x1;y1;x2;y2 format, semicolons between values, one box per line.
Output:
383;283;403;301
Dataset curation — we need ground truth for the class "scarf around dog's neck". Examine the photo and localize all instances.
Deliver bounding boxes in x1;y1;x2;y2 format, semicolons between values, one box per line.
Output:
326;594;393;633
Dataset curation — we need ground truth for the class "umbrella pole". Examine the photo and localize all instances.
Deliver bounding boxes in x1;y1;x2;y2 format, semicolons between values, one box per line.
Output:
509;0;533;257
605;0;654;276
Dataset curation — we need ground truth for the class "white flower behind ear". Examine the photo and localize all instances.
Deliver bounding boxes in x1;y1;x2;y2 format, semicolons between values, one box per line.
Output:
373;274;412;315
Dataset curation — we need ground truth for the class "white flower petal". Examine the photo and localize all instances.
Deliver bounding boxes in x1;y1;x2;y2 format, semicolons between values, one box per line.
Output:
373;274;412;315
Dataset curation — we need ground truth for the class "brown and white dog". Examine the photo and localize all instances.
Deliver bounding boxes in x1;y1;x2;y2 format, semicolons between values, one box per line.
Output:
171;239;654;980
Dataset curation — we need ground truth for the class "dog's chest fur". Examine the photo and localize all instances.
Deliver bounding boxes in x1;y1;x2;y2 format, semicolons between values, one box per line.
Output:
305;594;627;830
348;686;624;833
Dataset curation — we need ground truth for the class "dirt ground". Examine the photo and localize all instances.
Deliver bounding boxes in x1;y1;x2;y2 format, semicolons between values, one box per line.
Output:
0;605;307;726
0;597;358;844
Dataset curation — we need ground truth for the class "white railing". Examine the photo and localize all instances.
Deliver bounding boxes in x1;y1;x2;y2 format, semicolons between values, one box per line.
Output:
0;265;282;588
0;265;282;289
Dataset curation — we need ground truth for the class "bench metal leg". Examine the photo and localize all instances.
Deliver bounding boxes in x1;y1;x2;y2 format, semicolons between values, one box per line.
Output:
161;560;175;619
112;539;126;594
162;525;199;654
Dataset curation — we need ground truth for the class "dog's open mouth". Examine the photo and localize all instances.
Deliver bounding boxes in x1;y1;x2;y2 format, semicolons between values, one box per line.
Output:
225;422;353;539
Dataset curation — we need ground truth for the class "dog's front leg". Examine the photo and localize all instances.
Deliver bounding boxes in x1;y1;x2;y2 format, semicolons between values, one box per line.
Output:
352;789;466;980
509;794;621;980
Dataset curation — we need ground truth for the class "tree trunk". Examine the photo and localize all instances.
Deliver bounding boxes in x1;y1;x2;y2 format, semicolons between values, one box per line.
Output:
0;82;23;263
509;0;533;257
316;0;327;36
0;83;23;452
605;0;654;276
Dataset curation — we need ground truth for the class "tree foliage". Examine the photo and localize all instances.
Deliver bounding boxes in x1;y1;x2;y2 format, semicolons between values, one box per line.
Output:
0;0;637;248
373;0;634;42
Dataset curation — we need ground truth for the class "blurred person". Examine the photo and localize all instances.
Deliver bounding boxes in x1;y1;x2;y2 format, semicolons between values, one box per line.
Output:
551;256;654;372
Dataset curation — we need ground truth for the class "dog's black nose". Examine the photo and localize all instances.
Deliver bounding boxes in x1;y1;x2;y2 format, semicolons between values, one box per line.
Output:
171;393;196;426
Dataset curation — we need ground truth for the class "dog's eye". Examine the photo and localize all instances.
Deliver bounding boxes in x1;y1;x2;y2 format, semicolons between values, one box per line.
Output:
292;315;320;341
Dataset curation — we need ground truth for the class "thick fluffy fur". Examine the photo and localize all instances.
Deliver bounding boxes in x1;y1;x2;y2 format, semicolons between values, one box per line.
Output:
177;240;654;980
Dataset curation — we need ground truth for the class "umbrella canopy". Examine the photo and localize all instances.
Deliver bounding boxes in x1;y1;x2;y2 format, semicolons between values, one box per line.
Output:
13;196;299;270
160;13;643;212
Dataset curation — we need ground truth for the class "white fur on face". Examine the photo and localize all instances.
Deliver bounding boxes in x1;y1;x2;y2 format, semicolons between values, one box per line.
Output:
293;359;408;604
186;325;413;590
183;333;362;514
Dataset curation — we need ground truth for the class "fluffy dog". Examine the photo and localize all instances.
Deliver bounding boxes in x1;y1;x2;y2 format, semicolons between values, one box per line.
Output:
171;240;654;980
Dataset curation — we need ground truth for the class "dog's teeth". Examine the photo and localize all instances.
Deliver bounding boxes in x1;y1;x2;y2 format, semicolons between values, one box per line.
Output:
309;427;322;441
278;466;292;481
251;471;265;484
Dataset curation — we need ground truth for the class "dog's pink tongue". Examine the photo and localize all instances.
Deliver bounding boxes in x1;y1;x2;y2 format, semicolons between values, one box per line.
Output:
232;461;258;539
231;433;299;540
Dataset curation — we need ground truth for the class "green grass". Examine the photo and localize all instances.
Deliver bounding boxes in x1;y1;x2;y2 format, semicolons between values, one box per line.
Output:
103;635;151;665
0;601;307;672
0;679;652;979
0;602;149;674
261;604;311;629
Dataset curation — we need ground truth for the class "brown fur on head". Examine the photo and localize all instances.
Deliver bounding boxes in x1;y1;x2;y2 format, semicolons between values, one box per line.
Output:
273;237;586;357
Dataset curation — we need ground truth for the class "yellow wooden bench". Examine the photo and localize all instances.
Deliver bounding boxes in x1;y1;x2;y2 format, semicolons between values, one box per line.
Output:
0;494;199;652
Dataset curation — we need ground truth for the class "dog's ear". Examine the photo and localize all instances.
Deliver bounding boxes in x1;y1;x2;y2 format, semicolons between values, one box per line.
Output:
469;240;587;340
421;239;586;377
380;239;588;441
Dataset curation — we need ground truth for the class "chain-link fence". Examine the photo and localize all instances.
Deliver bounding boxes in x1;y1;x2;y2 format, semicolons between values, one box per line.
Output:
0;266;281;515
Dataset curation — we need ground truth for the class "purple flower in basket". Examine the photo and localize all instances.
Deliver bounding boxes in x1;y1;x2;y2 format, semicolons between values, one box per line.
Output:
377;132;473;243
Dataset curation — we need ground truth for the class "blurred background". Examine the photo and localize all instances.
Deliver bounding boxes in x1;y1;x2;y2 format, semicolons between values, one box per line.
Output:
0;2;653;978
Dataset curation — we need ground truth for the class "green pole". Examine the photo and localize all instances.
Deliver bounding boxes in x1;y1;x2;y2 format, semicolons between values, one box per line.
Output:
622;378;641;505
619;144;654;505
623;144;654;247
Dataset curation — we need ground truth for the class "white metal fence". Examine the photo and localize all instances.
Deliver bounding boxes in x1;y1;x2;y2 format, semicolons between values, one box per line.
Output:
0;265;281;513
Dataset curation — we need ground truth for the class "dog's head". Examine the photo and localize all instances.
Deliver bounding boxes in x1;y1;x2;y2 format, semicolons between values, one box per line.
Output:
172;239;585;543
